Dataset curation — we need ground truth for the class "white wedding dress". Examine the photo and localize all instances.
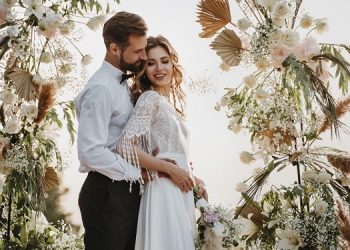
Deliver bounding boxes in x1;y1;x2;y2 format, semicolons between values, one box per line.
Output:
117;90;196;250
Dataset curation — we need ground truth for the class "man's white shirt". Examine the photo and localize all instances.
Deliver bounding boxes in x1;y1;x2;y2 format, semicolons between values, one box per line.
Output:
75;61;141;181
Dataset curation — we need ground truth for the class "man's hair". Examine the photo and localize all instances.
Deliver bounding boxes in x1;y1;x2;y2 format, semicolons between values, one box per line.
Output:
102;11;148;49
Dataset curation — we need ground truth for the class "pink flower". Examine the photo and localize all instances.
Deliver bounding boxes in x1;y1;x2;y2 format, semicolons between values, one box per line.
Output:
269;42;291;68
203;209;219;224
294;37;321;62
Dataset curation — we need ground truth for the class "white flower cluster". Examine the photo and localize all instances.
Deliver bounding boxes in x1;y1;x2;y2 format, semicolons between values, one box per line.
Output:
0;89;38;134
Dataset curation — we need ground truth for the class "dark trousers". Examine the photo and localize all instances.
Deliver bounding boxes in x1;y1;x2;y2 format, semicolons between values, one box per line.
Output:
78;172;141;250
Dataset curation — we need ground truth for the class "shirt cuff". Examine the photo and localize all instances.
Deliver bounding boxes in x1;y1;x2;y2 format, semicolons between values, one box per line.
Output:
118;155;142;181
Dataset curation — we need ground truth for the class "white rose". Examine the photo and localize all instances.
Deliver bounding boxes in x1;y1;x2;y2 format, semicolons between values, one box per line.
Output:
314;18;328;34
314;200;328;216
59;64;72;75
317;171;331;184
87;17;101;31
7;25;20;37
212;222;226;237
0;90;17;105
257;0;277;10
302;169;317;181
228;119;241;134
20;102;38;118
32;74;46;85
243;74;256;88
272;1;290;18
276;228;302;249
235;182;248;193
4;117;22;134
300;14;313;29
0;174;5;193
270;29;283;42
59;21;74;35
255;58;269;71
263;202;274;213
272;16;284;27
81;54;93;66
96;14;107;24
239;151;255;164
282;29;300;48
28;211;48;233
40;51;53;63
233;218;258;237
254;88;269;101
237;18;251;31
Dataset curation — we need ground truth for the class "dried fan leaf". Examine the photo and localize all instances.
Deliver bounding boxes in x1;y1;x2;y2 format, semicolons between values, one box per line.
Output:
44;166;59;192
7;67;39;101
196;0;231;38
210;29;242;66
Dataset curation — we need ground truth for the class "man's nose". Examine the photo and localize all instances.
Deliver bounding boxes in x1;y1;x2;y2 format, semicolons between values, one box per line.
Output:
139;50;147;60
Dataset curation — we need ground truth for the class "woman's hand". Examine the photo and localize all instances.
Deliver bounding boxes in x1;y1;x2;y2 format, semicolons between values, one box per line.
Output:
194;176;208;202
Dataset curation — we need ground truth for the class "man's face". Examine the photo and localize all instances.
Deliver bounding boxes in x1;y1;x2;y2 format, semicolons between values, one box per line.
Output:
119;34;147;73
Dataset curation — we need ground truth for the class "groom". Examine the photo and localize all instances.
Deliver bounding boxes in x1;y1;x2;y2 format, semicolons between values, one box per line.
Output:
76;11;194;250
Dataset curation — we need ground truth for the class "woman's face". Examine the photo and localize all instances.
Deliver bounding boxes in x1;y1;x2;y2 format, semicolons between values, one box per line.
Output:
145;46;173;89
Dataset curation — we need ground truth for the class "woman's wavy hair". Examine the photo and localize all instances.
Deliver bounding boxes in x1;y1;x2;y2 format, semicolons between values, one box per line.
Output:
131;35;186;118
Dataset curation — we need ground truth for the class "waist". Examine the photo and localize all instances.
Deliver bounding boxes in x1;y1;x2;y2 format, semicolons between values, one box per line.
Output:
156;152;189;170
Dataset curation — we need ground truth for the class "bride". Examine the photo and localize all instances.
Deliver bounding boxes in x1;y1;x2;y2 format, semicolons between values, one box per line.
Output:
117;35;206;250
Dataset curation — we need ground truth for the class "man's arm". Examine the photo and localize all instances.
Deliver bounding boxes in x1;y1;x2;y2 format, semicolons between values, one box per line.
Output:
76;85;140;181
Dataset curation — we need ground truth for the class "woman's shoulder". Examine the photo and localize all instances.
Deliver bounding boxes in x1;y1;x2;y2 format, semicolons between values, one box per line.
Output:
137;90;161;104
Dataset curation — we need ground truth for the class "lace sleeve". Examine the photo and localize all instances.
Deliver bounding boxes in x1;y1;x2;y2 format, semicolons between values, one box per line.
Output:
117;91;160;182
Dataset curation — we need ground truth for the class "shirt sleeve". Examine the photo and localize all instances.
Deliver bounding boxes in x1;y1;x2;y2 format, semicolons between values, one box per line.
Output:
76;85;141;181
117;91;160;181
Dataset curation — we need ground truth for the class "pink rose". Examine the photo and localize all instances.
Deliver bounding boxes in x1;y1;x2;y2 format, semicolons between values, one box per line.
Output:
294;37;321;62
269;42;291;68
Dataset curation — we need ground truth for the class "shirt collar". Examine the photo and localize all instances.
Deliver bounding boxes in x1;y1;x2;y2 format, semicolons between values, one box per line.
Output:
102;60;124;82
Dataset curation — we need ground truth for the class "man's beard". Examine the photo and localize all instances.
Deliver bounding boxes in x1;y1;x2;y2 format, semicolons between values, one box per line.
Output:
120;51;146;73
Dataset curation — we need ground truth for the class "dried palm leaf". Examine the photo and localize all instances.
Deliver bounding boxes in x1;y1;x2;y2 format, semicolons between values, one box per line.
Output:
235;196;267;228
35;83;58;124
327;154;350;176
44;166;59;192
319;97;350;135
6;67;39;101
210;29;242;66
196;0;231;38
335;200;350;249
235;159;281;218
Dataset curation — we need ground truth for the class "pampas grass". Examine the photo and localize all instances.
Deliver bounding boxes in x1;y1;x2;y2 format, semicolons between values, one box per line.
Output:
327;154;350;176
34;83;57;124
319;96;350;135
335;200;350;249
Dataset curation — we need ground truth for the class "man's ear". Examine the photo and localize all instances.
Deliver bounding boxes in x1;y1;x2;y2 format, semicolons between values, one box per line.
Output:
109;43;121;57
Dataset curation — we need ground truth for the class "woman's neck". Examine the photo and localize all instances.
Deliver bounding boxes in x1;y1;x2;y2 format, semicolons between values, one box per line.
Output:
153;85;170;97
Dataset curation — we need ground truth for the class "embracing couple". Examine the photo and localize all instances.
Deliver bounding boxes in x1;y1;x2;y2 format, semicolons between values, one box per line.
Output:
76;11;207;250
